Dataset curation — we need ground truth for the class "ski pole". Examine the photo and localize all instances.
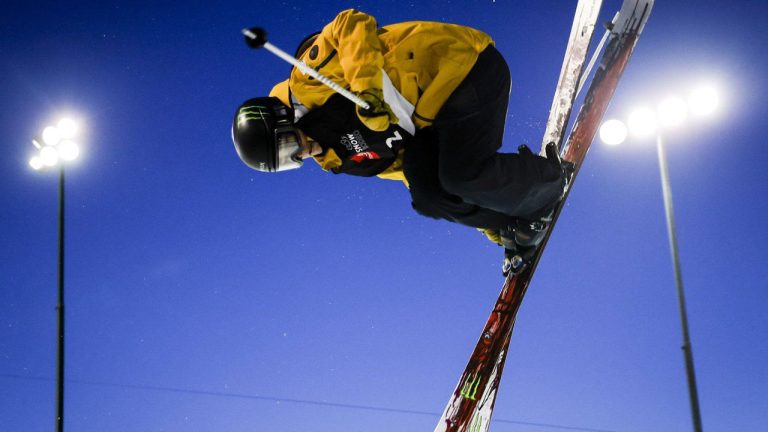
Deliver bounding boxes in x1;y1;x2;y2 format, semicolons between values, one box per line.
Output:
242;28;371;111
576;12;620;96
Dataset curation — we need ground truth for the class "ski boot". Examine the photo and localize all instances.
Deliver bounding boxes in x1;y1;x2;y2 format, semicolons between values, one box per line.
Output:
500;220;548;276
541;141;576;196
501;143;575;276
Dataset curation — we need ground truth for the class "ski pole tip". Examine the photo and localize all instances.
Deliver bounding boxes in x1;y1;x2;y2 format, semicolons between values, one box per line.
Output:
242;27;268;48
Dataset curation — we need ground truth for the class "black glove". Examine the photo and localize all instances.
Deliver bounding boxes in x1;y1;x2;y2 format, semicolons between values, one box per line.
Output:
355;88;397;132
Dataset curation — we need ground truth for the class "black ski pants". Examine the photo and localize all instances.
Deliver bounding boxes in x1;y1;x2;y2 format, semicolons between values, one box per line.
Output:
404;45;564;230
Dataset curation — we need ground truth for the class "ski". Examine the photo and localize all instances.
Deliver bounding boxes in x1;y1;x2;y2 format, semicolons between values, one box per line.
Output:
433;1;654;431
540;0;603;155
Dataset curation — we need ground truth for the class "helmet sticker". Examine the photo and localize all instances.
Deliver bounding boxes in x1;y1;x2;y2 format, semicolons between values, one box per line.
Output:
237;105;271;126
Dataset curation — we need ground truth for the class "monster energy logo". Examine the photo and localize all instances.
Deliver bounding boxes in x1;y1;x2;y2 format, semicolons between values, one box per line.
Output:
237;105;271;126
460;373;482;400
468;414;486;432
340;130;369;153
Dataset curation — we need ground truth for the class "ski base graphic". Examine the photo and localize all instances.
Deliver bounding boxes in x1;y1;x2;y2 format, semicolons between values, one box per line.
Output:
434;1;654;431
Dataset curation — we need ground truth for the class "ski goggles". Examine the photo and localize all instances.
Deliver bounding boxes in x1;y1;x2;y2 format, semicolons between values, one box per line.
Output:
273;125;303;172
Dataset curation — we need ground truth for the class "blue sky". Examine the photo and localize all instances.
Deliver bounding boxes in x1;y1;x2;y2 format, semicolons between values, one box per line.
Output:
1;1;767;431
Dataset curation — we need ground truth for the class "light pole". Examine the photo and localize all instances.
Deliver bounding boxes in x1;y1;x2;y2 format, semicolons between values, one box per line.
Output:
29;118;82;432
654;131;704;432
599;83;719;432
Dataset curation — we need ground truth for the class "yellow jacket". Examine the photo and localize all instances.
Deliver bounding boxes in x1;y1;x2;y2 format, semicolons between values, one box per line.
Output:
270;9;494;183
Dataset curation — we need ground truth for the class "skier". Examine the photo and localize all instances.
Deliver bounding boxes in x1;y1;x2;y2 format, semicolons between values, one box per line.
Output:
232;9;570;275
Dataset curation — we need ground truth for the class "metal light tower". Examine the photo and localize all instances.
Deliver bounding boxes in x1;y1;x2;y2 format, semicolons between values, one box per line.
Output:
599;83;719;432
29;118;82;432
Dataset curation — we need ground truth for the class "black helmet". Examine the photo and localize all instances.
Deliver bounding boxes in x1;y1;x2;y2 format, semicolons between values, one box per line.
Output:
232;97;303;172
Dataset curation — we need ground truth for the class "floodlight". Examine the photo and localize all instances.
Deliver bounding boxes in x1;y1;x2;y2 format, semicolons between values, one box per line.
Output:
689;85;719;116
628;107;658;137
57;118;78;139
58;140;80;161
658;96;688;127
599;119;628;145
42;126;62;146
40;145;60;166
30;156;44;170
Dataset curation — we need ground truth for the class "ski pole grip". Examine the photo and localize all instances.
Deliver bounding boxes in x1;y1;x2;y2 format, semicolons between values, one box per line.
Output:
241;28;371;111
243;28;268;48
